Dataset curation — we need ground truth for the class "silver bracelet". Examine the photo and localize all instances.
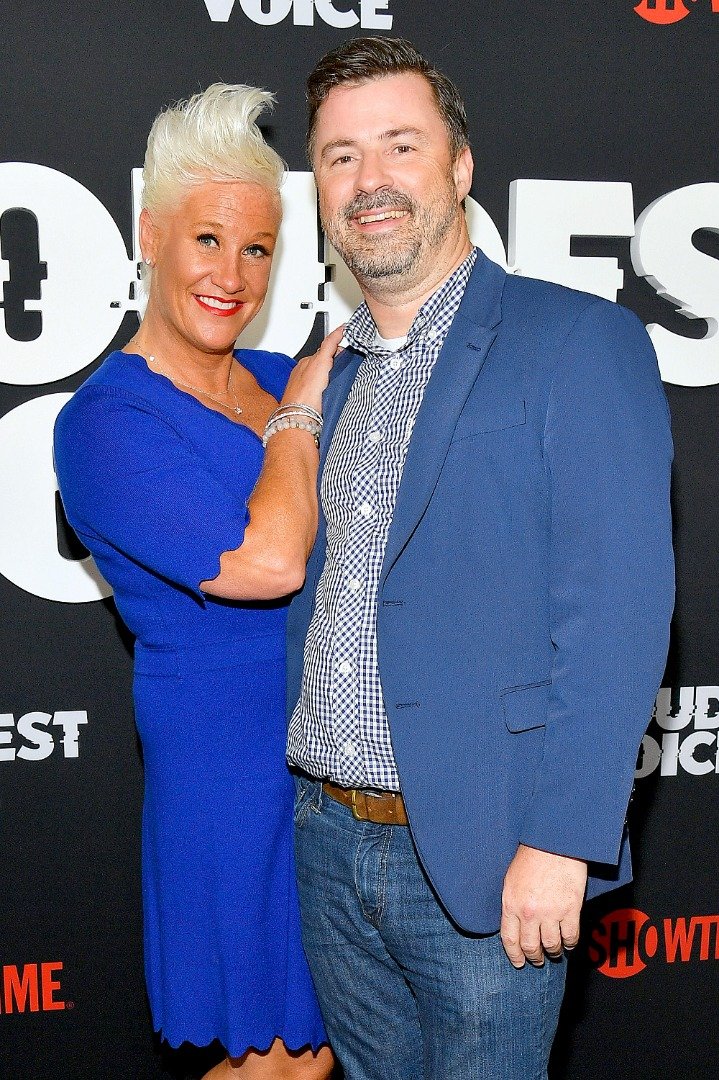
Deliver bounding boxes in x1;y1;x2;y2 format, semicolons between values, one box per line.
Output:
267;402;323;427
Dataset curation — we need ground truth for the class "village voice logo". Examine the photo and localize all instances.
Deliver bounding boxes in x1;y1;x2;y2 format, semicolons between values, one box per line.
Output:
588;908;719;978
202;0;392;27
634;0;719;24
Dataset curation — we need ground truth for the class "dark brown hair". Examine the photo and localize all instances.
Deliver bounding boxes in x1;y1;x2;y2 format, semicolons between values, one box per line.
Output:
306;36;469;161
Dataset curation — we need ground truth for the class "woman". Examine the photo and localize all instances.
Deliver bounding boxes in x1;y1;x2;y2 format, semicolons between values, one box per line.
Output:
54;84;338;1079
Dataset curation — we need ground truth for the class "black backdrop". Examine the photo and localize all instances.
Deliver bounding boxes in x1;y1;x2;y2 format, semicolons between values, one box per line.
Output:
2;2;718;1077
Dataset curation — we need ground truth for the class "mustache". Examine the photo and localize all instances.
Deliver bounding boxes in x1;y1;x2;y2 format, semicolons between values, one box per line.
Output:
342;190;415;221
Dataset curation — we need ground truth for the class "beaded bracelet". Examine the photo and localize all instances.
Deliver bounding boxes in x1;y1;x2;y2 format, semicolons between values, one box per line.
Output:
263;401;323;448
263;416;322;449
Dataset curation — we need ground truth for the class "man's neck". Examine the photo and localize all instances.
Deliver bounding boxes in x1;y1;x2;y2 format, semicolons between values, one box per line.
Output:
360;232;473;339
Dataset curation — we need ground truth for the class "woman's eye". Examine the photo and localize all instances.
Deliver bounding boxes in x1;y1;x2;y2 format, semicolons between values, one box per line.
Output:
245;245;270;258
198;234;218;247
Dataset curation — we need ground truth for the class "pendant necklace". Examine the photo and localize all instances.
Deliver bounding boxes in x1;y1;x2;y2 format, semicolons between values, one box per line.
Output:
148;354;242;416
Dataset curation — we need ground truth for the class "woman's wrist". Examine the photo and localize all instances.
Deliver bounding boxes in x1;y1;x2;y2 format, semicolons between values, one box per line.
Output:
263;403;323;449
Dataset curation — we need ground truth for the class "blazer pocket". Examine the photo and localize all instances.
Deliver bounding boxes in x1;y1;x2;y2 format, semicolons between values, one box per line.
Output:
450;399;526;445
501;679;550;732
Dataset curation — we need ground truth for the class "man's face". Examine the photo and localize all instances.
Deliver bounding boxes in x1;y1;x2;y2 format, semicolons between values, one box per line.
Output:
312;72;472;286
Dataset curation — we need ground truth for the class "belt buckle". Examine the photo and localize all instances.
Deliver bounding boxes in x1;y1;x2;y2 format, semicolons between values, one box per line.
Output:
350;788;362;820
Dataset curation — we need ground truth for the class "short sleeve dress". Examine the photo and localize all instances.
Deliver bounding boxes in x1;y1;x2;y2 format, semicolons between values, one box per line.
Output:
53;349;326;1056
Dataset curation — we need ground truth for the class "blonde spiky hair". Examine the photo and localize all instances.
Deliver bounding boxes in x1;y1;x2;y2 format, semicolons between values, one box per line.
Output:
141;82;285;216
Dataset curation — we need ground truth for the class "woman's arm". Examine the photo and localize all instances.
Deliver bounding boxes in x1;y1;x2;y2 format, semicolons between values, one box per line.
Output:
200;326;344;600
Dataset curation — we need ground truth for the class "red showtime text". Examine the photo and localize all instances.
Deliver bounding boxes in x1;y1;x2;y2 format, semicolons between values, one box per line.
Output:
0;963;65;1013
588;908;719;978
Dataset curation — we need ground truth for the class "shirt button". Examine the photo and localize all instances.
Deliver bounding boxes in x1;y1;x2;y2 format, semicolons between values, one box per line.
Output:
389;356;403;370
368;429;382;444
342;740;358;758
359;502;373;518
338;659;353;675
347;577;363;593
427;327;439;340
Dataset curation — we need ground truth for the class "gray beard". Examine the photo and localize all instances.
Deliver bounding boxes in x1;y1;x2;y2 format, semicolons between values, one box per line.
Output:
325;186;459;282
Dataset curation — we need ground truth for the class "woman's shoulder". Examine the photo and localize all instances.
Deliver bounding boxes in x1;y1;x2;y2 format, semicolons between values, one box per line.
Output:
55;351;181;452
62;350;181;417
234;348;294;399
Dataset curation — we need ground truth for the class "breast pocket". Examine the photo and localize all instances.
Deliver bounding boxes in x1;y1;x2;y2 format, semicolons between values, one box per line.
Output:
450;399;526;445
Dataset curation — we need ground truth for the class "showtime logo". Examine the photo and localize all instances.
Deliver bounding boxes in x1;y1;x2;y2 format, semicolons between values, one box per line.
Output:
0;963;66;1013
635;687;719;779
635;0;719;24
588;908;719;978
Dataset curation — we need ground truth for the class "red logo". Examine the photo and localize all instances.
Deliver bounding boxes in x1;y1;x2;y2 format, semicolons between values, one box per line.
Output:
0;963;65;1014
635;0;719;23
588;908;719;978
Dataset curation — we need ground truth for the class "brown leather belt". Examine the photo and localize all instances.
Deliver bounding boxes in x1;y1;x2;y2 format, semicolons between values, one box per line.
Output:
323;782;409;825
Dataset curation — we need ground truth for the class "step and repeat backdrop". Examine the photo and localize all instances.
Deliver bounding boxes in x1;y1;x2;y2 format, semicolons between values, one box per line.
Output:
1;2;717;1077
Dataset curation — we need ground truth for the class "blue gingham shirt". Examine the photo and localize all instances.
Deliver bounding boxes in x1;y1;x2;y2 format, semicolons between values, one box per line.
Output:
287;249;477;790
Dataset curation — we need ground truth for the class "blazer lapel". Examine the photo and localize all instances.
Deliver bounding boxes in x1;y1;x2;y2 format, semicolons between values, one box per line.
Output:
319;346;363;474
380;253;507;584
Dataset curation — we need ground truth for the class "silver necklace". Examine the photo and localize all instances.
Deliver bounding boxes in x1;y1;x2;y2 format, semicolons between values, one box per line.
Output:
148;354;242;416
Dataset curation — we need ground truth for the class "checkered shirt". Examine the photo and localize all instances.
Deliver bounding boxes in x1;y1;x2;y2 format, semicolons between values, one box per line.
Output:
287;249;477;791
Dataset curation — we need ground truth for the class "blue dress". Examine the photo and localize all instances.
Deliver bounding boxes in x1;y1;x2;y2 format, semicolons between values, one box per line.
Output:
53;350;326;1056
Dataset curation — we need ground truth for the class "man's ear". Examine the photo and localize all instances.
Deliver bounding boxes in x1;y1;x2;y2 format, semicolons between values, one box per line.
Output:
139;207;159;266
453;146;474;203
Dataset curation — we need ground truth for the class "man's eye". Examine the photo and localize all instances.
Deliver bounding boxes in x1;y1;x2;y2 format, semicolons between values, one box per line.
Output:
395;145;414;154
198;234;218;247
332;155;353;166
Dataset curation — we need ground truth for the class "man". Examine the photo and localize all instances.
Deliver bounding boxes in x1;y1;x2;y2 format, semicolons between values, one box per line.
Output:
287;36;674;1080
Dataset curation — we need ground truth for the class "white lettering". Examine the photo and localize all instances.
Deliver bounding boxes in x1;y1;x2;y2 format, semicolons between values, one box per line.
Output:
637;688;719;778
0;711;89;760
508;180;635;300
202;0;392;25
52;711;88;758
0;395;111;603
360;0;392;29
632;183;719;386
0;163;134;385
16;713;54;761
314;0;358;27
239;0;293;25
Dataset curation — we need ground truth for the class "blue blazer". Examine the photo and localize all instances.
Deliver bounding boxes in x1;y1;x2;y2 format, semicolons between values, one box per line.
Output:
287;251;674;934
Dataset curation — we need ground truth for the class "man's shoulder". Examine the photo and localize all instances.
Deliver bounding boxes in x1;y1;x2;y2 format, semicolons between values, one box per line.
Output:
502;270;610;325
487;268;647;351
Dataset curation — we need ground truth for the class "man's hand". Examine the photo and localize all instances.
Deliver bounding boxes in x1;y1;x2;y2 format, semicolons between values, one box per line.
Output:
500;844;588;968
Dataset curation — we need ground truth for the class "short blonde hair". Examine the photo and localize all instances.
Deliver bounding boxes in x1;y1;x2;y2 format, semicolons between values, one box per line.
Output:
142;82;285;216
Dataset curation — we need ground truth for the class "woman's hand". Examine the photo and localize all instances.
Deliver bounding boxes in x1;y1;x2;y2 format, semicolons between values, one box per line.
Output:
282;325;345;414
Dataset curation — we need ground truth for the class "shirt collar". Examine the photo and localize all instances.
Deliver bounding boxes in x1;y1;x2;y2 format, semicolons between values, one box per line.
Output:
343;247;478;356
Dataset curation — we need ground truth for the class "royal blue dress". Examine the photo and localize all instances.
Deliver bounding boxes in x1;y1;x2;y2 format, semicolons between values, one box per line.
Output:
53;350;326;1057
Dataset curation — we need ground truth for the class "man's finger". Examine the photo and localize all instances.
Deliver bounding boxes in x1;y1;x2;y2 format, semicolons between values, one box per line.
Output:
519;921;544;967
500;912;526;969
559;915;581;952
540;921;564;958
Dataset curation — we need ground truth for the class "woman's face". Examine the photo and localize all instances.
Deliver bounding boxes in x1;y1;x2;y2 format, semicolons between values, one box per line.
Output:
141;179;281;357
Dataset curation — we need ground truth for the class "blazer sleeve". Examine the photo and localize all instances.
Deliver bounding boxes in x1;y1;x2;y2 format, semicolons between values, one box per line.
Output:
518;299;674;865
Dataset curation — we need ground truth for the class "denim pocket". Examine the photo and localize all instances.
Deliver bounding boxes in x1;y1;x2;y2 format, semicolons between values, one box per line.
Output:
293;776;317;828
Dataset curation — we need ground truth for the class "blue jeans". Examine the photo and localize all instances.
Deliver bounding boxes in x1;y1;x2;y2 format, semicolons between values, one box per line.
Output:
294;777;566;1080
